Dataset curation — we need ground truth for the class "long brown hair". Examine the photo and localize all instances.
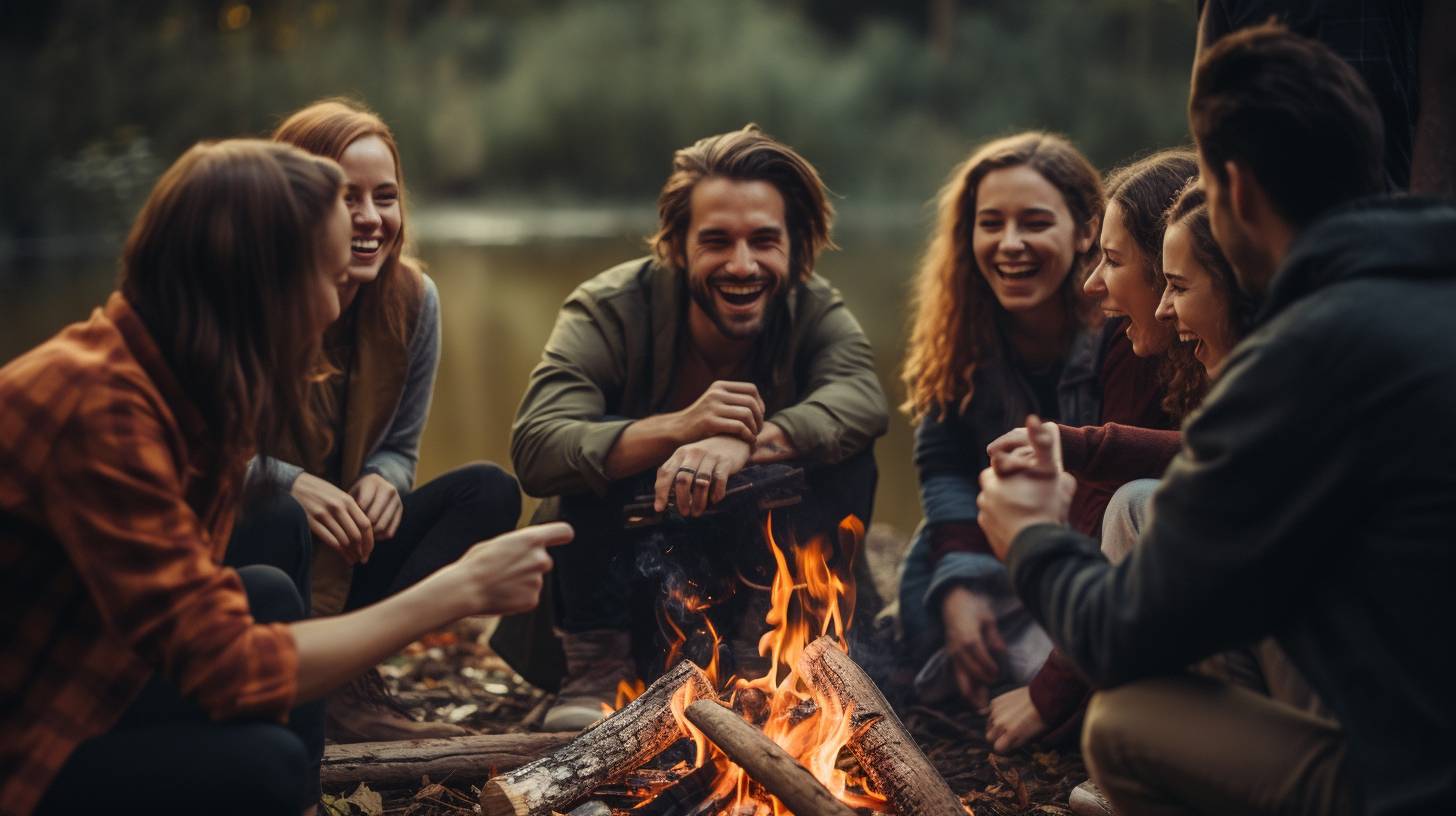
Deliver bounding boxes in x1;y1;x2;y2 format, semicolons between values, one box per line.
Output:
902;132;1103;420
650;123;835;285
273;97;421;355
1103;148;1205;419
120;139;343;470
1164;180;1259;356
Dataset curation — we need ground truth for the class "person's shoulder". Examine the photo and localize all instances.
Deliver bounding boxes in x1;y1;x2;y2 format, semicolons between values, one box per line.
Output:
571;256;657;304
798;272;846;309
0;312;162;449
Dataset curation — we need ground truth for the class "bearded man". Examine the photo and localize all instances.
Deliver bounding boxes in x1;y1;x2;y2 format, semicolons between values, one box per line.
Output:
503;125;889;730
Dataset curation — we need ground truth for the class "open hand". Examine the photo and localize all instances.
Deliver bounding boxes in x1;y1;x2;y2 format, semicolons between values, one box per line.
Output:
350;473;403;540
292;472;374;564
673;381;764;445
987;686;1048;754
942;586;1005;710
653;435;752;517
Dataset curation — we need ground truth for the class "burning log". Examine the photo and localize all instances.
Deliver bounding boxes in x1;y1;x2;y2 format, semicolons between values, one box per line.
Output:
479;660;714;816
685;700;858;816
799;637;964;816
320;733;576;789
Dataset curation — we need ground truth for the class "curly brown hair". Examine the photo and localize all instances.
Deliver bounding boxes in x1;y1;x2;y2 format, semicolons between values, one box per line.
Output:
901;132;1103;421
1103;148;1205;420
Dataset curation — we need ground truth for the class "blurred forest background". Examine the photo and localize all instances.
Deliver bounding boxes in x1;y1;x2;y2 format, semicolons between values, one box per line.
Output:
0;0;1197;533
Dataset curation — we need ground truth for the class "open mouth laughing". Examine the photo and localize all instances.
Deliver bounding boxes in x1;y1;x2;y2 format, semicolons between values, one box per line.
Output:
994;262;1040;281
351;236;383;263
711;276;772;308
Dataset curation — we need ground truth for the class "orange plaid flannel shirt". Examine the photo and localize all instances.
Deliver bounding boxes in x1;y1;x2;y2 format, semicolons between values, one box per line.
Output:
0;294;299;816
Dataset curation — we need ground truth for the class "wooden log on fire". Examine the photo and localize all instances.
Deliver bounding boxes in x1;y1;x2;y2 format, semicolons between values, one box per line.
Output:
321;733;576;788
479;660;715;816
685;699;858;816
799;637;964;816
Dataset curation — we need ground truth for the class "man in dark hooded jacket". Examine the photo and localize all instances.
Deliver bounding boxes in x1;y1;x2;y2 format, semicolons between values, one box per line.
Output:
977;24;1456;816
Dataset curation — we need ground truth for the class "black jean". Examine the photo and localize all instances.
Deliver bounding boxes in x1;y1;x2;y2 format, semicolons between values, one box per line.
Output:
36;566;323;815
551;449;880;675
227;462;522;612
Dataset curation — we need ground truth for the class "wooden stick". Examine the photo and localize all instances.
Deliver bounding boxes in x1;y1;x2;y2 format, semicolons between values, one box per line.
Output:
685;700;857;816
799;637;964;816
320;733;576;789
479;660;714;816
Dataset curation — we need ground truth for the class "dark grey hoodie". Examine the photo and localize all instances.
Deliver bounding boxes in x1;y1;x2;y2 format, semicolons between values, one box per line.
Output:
1010;197;1456;815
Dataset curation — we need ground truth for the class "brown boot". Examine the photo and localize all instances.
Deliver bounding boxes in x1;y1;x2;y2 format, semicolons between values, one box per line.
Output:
542;630;635;732
325;668;473;743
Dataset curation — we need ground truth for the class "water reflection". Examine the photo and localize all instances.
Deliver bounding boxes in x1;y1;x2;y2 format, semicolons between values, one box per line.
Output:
0;227;923;536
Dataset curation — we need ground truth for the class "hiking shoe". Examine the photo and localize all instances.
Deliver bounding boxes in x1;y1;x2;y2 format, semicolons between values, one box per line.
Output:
1069;780;1115;816
542;629;635;731
325;668;473;743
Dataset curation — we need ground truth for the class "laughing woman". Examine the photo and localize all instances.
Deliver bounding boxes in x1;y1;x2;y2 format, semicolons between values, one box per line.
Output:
0;140;568;816
979;149;1204;752
896;133;1171;739
236;99;523;741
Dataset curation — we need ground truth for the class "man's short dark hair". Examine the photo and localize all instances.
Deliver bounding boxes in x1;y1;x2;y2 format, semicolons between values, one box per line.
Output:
1190;23;1385;227
650;124;835;283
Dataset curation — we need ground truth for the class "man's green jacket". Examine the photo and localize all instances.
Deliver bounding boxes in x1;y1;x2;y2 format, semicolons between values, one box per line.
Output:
510;256;890;500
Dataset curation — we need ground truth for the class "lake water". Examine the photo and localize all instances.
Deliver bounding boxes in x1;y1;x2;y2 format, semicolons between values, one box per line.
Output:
0;210;927;536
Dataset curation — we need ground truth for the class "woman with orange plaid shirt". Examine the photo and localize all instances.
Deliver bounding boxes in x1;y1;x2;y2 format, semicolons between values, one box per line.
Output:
0;140;569;816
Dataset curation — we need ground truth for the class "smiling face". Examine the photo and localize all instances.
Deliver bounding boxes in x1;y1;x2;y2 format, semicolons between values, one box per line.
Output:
1158;223;1237;376
683;177;791;342
336;134;402;308
1084;200;1171;357
972;165;1093;321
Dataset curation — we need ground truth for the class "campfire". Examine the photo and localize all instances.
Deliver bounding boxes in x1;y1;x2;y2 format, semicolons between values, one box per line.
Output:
479;515;967;816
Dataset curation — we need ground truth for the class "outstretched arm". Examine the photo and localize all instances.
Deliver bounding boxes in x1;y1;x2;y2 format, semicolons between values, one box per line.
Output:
1004;335;1354;686
291;523;571;701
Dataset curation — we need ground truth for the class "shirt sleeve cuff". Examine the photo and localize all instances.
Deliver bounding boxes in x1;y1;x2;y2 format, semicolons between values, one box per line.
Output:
572;418;635;496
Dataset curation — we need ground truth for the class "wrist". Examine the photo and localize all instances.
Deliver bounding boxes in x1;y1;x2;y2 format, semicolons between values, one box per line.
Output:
662;411;689;446
408;564;475;625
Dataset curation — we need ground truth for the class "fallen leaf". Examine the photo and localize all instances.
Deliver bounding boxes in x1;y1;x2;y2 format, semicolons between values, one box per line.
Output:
345;782;383;816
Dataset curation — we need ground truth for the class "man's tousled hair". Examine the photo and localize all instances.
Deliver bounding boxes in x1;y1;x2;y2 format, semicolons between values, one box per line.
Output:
1190;22;1385;227
650;124;835;283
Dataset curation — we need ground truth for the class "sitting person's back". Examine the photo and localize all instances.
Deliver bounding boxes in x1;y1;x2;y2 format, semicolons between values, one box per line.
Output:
976;24;1456;815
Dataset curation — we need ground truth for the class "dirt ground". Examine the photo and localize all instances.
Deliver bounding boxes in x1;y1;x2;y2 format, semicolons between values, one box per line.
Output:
321;525;1088;815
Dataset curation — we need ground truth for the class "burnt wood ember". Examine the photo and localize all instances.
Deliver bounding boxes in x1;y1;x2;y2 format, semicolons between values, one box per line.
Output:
686;700;858;816
635;762;721;816
786;697;820;727
731;686;770;727
799;637;964;816
479;661;714;816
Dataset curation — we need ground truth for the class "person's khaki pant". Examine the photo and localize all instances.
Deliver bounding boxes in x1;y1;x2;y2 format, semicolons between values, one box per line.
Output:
1081;672;1357;815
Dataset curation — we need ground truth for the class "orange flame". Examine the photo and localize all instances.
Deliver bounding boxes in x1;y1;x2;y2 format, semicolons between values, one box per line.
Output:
658;513;885;814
